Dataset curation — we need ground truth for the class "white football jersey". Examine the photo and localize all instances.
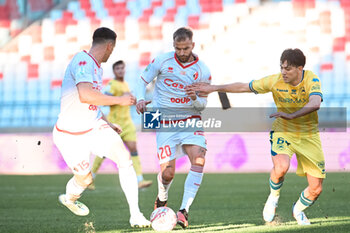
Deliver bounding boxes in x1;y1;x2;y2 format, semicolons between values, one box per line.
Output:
136;52;211;116
56;51;103;133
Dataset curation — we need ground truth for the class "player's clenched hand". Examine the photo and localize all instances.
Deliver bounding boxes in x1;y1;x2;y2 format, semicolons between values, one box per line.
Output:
118;93;136;106
110;123;123;134
185;82;214;95
136;100;152;114
269;112;294;120
185;88;197;100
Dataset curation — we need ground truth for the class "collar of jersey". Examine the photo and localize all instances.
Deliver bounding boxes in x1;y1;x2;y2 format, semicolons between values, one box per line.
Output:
83;50;101;68
174;52;199;69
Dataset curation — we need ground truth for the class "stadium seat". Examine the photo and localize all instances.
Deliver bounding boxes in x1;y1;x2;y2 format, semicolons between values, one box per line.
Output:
79;0;91;11
188;15;200;30
153;6;166;18
139;52;151;67
333;37;346;52
163;0;175;9
163;7;176;22
27;63;39;79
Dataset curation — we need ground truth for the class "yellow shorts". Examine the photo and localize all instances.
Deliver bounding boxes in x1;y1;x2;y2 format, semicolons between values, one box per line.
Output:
118;120;137;142
269;131;326;178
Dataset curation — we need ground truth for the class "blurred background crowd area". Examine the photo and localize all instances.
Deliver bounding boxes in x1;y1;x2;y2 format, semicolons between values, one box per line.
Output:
0;0;349;132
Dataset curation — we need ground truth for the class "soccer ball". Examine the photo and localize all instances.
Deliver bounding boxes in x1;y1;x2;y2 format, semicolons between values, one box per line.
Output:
150;207;177;231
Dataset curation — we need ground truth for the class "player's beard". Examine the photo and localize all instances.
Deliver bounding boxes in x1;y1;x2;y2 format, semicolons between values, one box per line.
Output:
102;54;110;63
176;54;193;63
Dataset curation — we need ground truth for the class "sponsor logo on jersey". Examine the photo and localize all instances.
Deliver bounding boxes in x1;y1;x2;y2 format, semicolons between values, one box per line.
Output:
277;88;288;92
92;84;101;91
312;78;320;82
170;97;191;104
167;67;173;73
91;81;101;90
88;104;98;111
276;137;286;150
193;72;198;80
278;97;307;104
78;61;87;66
291;89;297;95
194;131;204;136
311;84;321;91
164;78;185;89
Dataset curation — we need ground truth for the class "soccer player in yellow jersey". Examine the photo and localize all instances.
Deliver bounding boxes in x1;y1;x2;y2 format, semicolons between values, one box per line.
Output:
90;60;153;189
186;49;325;225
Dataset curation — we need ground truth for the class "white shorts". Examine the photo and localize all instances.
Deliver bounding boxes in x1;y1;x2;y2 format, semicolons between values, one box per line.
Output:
156;130;206;164
53;119;130;175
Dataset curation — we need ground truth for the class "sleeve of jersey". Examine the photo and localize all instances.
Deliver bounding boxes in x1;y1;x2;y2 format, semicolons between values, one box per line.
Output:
249;75;275;94
192;66;211;111
308;76;323;101
73;59;94;85
135;57;161;101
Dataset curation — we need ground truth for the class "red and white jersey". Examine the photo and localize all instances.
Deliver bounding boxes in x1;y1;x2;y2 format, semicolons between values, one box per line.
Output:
136;52;211;115
56;51;103;133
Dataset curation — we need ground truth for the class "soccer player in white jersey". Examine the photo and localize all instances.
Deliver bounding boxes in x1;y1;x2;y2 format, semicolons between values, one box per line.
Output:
136;27;211;229
53;27;150;228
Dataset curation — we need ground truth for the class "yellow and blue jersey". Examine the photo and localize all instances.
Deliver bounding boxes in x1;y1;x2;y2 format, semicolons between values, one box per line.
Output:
105;80;133;126
249;70;323;134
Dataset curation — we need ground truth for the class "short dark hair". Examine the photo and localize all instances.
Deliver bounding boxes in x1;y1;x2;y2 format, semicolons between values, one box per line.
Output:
173;27;193;42
280;48;306;67
92;27;117;45
112;60;125;70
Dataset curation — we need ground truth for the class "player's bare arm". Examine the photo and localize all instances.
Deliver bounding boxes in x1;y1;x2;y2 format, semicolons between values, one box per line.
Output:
136;100;152;114
77;82;136;106
270;95;322;120
186;82;251;95
100;113;123;134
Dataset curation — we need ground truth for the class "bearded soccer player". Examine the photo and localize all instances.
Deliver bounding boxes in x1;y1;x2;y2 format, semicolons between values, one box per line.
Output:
187;48;325;226
136;27;211;229
89;60;153;189
53;27;150;228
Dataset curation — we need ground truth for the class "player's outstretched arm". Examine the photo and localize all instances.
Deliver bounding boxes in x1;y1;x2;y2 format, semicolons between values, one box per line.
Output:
186;82;251;95
77;82;136;106
270;95;322;120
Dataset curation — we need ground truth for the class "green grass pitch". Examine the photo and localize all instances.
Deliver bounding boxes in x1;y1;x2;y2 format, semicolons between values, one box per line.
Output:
1;173;349;232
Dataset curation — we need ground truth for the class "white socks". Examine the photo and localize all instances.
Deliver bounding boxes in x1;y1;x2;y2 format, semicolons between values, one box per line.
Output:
180;165;204;212
66;177;85;203
157;172;173;202
294;191;314;213
119;162;141;217
269;178;283;197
